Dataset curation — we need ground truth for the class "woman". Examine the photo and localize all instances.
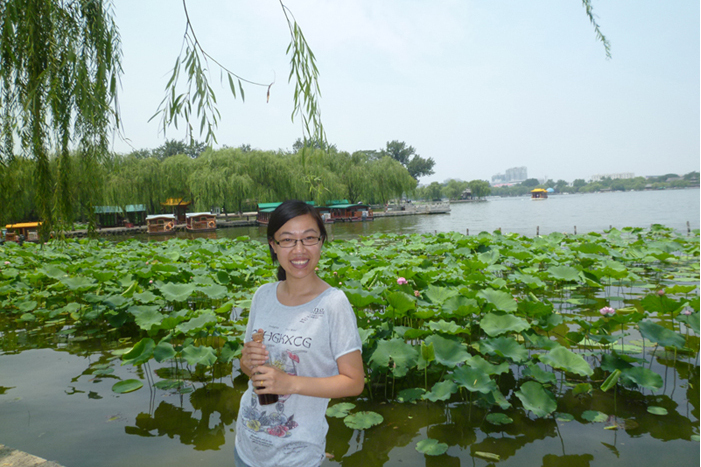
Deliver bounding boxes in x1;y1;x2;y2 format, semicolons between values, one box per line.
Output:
235;200;365;467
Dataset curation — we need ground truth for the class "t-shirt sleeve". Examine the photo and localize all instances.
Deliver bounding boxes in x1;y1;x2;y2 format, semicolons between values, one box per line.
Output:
327;288;362;360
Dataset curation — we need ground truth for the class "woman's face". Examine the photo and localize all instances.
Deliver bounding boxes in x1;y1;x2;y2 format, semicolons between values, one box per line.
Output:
270;214;322;282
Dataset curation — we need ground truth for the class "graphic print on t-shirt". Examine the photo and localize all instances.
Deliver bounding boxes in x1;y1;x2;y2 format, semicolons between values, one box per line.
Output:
241;346;302;438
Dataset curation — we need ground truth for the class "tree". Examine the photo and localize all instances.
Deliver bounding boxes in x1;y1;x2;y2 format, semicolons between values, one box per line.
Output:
424;182;443;201
381;140;435;181
468;180;491;199
572;179;587;191
443;179;468;200
0;0;121;237
521;178;541;188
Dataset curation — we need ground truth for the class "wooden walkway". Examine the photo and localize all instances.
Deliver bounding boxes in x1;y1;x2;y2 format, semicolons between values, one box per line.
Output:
0;445;64;467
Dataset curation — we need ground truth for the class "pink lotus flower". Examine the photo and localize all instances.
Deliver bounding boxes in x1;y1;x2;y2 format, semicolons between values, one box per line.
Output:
149;279;153;284
397;277;408;285
4;261;9;265
414;290;420;297
599;306;616;317
682;309;693;316
657;289;665;296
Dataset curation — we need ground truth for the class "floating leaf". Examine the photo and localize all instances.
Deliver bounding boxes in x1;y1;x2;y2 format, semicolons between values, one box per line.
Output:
486;413;513;425
416;439;449;456
648;405;672;416
582;410;608;423
326;402;356;418
112;379;143;394
475;451;500;461
397;388;426;403
344;411;383;430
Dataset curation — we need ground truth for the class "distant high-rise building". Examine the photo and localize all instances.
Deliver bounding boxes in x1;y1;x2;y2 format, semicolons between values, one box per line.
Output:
491;166;527;186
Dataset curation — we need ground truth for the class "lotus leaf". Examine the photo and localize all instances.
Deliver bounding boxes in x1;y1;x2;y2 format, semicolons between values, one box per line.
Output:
556;412;575;422
153;341;176;362
326;402;356;418
646;406;667;416
39;265;66;279
621;366;663;390
478;289;517;312
182;344;217;366
487;388;512;410
442;295;477;316
197;284;229;300
397;388;426;403
343;288;379;308
677;312;700;334
420;341;435;363
641;294;684;315
638;320;686;349
343;411;383;430
153;380;186;390
582;410;608;422
480;311;531;336
523;363;556;384
600;369;621;392
159;282;196;302
423;380;457;402
133;291;158;304
104;295;129;309
112;379;143;394
479;336;529;363
424;334;470;367
61;276;97;291
515;381;556;417
386;291;415;316
547;266;582;282
452;366;496;394
122;338;155;366
486;412;514;425
415;438;449;456
176;313;218;334
467;355;510;375
424;285;459;305
368;338;418;377
475;451;500;461
539;346;594;376
427;319;462;335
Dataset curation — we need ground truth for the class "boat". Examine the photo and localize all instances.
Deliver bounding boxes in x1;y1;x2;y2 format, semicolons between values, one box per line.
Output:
531;188;548;200
5;222;41;243
146;214;176;235
327;201;374;222
185;212;217;232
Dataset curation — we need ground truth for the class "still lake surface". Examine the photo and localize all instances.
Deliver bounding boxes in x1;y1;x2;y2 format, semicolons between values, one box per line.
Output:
0;188;698;467
167;188;699;242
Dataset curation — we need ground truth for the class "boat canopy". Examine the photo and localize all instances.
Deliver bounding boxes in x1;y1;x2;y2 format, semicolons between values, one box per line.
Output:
146;214;176;220
6;222;41;229
186;212;215;218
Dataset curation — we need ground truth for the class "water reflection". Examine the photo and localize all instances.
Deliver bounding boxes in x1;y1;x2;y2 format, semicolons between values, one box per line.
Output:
125;383;240;451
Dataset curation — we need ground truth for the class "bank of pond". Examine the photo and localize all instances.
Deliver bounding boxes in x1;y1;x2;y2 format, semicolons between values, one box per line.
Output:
0;225;698;466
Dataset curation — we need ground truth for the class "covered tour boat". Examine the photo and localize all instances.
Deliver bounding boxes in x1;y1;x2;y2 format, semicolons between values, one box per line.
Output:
146;214;176;235
327;201;373;222
185;212;217;232
530;188;548;200
5;222;41;243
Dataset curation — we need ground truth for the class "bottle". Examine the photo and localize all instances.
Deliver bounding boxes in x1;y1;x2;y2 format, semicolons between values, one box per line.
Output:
252;331;279;406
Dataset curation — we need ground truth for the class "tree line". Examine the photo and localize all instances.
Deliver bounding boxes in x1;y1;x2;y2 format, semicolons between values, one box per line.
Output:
0;141;431;226
489;173;699;197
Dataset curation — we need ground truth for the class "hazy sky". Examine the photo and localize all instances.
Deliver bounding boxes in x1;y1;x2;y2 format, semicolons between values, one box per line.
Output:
113;1;699;184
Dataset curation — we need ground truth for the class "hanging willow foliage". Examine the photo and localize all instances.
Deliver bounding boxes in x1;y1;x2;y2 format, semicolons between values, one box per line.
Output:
0;0;122;238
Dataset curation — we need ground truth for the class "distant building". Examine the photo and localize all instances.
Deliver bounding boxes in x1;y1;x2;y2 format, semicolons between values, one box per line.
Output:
492;166;527;185
590;173;634;182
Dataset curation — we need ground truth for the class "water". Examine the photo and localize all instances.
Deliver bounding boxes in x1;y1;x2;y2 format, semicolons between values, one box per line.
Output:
142;189;700;243
1;188;699;466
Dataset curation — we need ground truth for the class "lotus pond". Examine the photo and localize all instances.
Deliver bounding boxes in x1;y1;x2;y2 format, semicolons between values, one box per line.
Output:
0;225;699;467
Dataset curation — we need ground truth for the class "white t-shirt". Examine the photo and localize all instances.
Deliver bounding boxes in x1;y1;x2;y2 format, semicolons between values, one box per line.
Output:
235;282;362;467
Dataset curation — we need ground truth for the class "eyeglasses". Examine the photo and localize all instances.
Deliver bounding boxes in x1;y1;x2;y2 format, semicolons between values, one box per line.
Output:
274;236;322;248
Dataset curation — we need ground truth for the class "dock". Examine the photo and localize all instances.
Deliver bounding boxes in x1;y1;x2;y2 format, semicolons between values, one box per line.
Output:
0;444;64;467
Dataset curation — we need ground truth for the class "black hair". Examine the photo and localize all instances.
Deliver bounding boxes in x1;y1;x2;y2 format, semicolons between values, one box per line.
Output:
267;200;327;281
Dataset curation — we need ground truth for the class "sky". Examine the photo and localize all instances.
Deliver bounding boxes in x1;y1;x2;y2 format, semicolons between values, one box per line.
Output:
112;1;700;185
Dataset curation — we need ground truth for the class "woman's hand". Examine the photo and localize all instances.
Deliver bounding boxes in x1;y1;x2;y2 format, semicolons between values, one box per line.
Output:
240;329;269;377
251;364;291;395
